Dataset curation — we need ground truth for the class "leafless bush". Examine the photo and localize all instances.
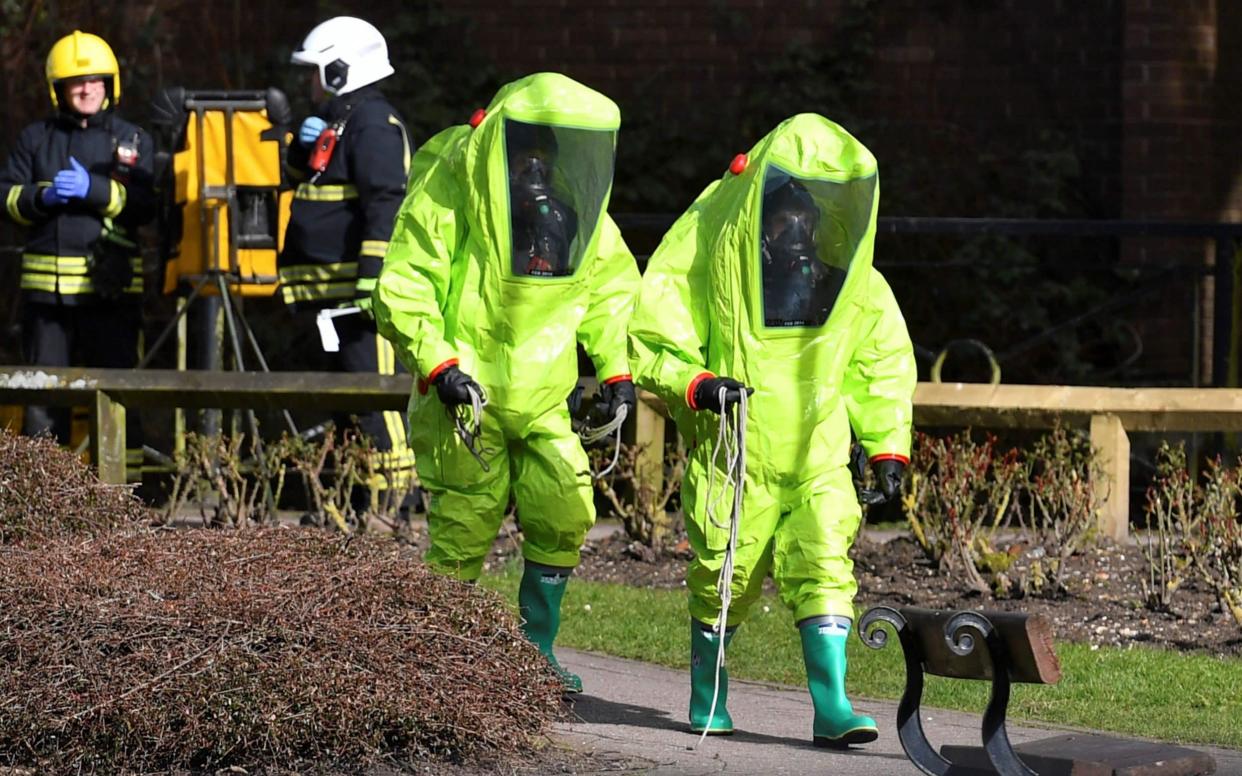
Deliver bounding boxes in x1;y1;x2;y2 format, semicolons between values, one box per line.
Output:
1140;445;1242;627
1190;457;1242;627
904;430;1023;594
0;528;562;773
593;441;687;548
1139;443;1196;612
0;429;149;542
1015;424;1104;597
285;429;362;533
164;427;416;534
163;431;289;527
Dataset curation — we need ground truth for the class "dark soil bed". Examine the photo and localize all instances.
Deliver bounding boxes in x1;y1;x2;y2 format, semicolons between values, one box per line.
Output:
545;527;1242;657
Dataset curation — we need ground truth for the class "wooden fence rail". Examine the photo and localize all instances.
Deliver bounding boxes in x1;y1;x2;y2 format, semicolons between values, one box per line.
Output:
6;367;1242;540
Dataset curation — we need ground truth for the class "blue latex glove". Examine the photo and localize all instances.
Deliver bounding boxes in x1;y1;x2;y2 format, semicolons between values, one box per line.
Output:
40;185;68;207
299;116;328;146
53;156;91;200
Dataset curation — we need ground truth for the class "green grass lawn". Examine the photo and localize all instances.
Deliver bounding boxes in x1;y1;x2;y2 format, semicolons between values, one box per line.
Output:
481;564;1242;749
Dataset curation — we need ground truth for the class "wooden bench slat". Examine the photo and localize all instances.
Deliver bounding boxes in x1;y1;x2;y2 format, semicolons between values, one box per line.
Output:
900;606;1062;685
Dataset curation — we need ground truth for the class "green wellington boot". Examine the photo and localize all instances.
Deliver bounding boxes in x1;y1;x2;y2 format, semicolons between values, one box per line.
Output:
799;615;879;748
518;561;582;693
689;620;737;734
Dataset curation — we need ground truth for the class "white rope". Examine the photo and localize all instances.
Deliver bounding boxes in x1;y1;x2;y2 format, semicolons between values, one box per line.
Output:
450;384;492;472
577;403;629;479
695;386;747;748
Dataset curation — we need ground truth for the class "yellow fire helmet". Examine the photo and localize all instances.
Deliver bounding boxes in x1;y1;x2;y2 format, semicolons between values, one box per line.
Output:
45;30;120;109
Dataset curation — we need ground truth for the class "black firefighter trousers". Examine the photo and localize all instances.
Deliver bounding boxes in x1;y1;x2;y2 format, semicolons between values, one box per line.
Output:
20;300;144;479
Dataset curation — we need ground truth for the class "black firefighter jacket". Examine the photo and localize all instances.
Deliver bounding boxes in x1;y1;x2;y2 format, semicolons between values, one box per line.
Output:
0;109;156;306
279;86;411;311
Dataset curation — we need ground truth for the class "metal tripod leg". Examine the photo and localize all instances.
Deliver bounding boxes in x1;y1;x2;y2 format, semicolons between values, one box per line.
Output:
214;274;282;519
228;285;299;437
136;273;212;370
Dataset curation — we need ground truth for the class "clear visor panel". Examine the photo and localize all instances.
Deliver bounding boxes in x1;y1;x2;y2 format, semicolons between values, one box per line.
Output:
759;165;876;327
505;119;615;277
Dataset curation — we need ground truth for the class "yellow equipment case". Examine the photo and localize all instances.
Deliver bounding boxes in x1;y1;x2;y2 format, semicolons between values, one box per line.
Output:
152;88;292;297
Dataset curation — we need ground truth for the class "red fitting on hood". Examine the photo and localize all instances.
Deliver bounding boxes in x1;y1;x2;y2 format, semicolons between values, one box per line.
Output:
468;108;487;128
729;153;748;175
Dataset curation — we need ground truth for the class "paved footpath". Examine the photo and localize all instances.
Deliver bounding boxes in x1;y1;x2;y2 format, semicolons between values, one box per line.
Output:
554;649;1242;776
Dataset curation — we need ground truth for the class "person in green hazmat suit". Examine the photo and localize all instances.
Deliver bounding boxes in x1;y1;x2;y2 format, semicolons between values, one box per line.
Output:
628;113;915;747
373;73;640;693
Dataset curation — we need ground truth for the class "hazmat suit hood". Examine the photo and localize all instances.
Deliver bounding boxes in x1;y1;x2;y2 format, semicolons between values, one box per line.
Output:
629;113;911;479
375;71;639;446
722;113;879;333
462;73;619;279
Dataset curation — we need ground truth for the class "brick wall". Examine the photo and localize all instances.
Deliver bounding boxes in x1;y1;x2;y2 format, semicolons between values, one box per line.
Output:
450;0;1126;214
439;0;1239;383
3;1;1236;382
1117;0;1239;383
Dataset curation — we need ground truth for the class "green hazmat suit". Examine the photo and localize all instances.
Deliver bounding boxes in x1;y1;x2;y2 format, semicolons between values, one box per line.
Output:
374;73;640;581
628;113;915;628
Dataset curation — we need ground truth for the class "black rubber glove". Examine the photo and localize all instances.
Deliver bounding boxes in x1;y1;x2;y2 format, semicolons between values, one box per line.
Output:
873;458;906;503
692;376;753;415
433;365;482;408
598;378;636;420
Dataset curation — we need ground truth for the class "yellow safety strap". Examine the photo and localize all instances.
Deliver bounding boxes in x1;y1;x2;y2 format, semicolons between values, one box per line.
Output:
294;183;359;202
278;261;358;283
20;254;143;295
388;115;411;176
6;185;32;225
280;281;356;304
103;179;126;218
19;275;56;292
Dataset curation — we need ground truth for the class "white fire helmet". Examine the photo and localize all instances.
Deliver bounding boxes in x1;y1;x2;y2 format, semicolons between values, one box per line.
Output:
290;16;394;95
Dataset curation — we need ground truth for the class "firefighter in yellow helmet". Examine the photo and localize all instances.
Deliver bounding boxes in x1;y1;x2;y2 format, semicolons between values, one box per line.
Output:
0;31;155;478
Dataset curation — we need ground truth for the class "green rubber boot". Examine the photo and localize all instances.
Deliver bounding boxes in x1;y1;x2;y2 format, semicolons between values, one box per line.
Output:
799;615;879;748
689;620;737;734
519;561;582;693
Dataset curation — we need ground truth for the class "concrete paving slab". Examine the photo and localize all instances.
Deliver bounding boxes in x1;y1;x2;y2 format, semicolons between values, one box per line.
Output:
554;649;1242;776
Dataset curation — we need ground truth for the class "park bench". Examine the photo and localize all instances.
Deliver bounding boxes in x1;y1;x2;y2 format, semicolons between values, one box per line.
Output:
858;605;1216;776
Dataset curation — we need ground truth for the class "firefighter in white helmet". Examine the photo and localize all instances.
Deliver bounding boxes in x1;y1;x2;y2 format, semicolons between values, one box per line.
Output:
281;16;417;516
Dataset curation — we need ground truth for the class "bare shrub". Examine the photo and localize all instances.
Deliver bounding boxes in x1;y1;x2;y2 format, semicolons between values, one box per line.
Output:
0;429;149;542
1016;424;1103;597
1191;458;1242;627
1142;447;1242;627
0;528;562;773
592;441;687;548
1139;443;1196;612
904;430;1022;594
163;431;290;527
164;427;416;534
286;429;364;532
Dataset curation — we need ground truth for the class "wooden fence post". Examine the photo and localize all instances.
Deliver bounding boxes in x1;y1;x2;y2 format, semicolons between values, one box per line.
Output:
1089;413;1130;542
634;394;665;501
91;390;127;485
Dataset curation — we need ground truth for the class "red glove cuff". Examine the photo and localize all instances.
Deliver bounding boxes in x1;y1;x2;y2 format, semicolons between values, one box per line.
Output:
418;358;459;395
685;371;715;410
